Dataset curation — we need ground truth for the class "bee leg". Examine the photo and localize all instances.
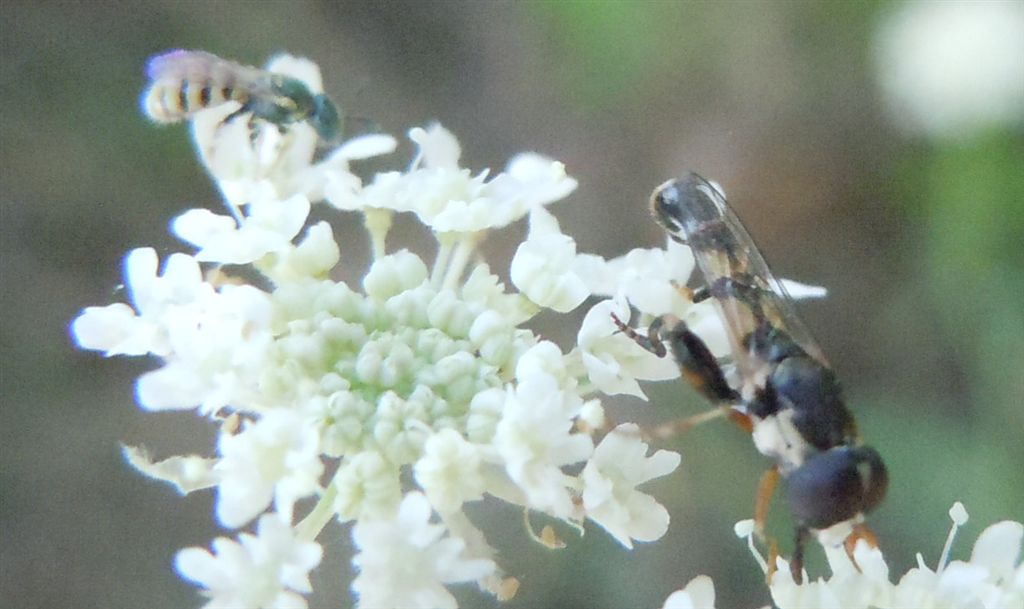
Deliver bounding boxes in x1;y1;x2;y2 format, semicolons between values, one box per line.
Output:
246;116;261;146
222;105;249;124
791;525;811;584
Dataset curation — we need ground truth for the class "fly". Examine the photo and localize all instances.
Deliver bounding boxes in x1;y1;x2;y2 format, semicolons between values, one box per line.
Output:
613;172;888;583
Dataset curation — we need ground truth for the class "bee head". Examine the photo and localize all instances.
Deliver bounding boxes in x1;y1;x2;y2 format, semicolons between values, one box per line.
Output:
310;94;342;145
785;445;888;530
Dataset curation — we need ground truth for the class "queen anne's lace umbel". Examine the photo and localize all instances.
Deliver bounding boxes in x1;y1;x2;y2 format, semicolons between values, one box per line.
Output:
72;54;701;609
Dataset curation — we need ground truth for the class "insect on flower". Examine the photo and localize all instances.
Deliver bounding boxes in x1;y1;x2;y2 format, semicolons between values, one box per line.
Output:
142;49;343;145
613;172;888;583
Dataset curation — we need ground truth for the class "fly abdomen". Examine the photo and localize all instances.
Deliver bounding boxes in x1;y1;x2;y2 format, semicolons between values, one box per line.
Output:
142;78;247;123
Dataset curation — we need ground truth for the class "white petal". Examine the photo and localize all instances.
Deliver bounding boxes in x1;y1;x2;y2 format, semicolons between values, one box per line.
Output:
778;278;828;299
662;575;716;609
135;364;208;411
173;208;238;249
328;133;398;161
410;124;461;169
970;520;1023;583
122;445;218;494
70;304;143;354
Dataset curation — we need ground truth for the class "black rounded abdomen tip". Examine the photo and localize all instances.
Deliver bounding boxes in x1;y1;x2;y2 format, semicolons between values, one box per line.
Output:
786;446;887;530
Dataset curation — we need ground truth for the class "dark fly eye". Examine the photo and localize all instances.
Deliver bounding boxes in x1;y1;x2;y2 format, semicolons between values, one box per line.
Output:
786;446;888;530
650;173;717;236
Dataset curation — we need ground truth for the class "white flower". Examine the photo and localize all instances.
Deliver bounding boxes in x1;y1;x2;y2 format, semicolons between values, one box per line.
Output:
736;503;1024;609
332;451;402;522
414;429;486;514
214;410;324;527
591;239;695;317
581;424;680;548
662;575;716;609
576;297;679;398
510;206;590;312
71;248;204;357
76;98;680;604
342;123;578;234
176;513;322;609
875;1;1024;139
493;374;594;519
891;516;1024;609
173;193;312;265
351;492;496;609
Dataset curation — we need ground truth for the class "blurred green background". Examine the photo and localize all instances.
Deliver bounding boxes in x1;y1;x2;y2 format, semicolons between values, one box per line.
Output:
2;2;1022;608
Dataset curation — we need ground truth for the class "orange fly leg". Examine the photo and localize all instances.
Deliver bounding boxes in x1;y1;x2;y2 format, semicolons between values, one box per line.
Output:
647;405;731;440
754;465;780;541
754;465;783;583
791;526;811;584
765;536;780;584
843;522;881;572
726;409;754;434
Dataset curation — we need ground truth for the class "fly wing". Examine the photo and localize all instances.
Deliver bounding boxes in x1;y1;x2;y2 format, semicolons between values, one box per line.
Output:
650;173;830;378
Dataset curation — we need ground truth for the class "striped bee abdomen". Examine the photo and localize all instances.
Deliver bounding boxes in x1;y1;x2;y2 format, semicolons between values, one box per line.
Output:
142;78;247;123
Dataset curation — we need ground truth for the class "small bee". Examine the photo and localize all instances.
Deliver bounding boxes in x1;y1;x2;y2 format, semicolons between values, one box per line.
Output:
614;172;887;583
142;50;342;145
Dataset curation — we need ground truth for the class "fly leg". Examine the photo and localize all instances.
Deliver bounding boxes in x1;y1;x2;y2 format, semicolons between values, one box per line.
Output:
755;465;782;582
791;525;811;584
610;311;747;439
843;522;880;573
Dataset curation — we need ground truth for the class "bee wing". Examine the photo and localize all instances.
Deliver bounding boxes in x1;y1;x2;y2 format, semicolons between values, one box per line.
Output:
652;173;830;378
145;50;267;91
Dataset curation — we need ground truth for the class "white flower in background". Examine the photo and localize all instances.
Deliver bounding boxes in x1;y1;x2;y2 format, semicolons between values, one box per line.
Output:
875;1;1024;139
175;513;322;609
661;574;716;609
735;502;1024;609
71;53;706;607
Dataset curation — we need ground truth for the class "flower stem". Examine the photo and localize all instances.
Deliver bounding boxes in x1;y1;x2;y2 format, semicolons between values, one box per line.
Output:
432;234;455;289
295;483;339;542
442;233;480;291
363;208;393;260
